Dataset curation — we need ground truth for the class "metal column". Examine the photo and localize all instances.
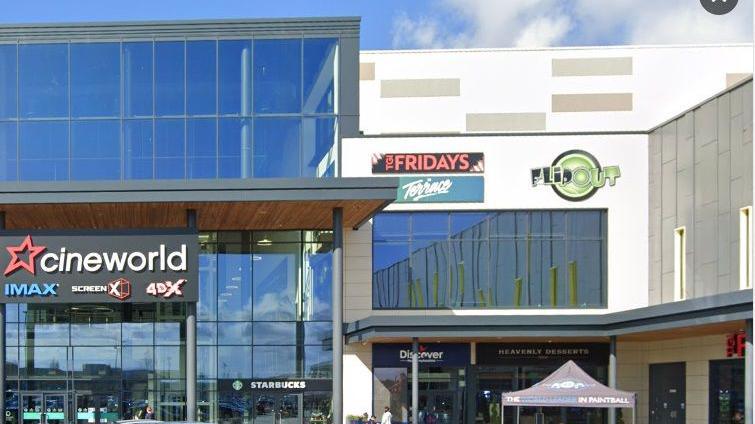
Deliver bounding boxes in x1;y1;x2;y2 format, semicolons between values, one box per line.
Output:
609;335;617;424
332;208;344;424
0;212;5;424
412;338;419;424
746;319;753;424
186;210;197;421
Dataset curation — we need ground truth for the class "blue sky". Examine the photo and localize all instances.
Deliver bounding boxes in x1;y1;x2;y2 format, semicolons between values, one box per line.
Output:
1;0;752;49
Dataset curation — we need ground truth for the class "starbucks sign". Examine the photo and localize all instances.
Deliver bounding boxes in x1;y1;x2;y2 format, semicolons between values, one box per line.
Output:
531;150;620;201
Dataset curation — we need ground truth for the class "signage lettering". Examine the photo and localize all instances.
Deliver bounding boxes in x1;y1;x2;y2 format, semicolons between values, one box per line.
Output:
372;153;484;174
726;332;746;357
532;150;620;201
373;343;470;368
4;283;58;297
36;244;187;274
395;176;484;204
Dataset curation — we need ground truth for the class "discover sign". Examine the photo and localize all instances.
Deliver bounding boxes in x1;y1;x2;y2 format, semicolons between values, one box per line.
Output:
0;231;198;303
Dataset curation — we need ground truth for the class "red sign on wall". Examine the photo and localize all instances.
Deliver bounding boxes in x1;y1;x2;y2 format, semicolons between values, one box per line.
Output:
726;332;747;357
371;153;484;174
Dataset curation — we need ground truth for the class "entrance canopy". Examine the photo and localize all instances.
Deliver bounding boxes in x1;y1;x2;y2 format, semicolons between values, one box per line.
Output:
501;360;635;409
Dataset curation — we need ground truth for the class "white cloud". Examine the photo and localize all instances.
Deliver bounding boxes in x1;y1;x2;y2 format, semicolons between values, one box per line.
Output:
390;0;752;49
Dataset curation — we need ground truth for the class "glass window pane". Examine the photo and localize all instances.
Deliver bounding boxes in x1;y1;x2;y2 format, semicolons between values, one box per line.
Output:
412;213;448;240
253;117;300;178
217;253;252;321
0;44;17;118
71;43;120;117
0;122;17;181
155;346;184;379
198;253;218;321
303;322;331;345
70;323;121;346
19;121;68;181
253;39;301;114
187;118;216;179
301;117;335;178
155;41;185;116
304;344;331;378
155;119;185;179
19;43;68;118
218;345;251;378
253;346;297;378
373;214;410;242
252;322;295;345
303;246;331;321
122;322;154;345
218;322;252;345
197;322;216;345
19;323;69;346
6;346;18;378
198;346;217;379
187;41;216;116
218;40;251;115
73;346;119;378
70;120;121;180
123;346;154;378
155;321;182;345
123;42;153;117
253;243;299;321
5;322;18;346
218;118;251;179
372;242;410;308
19;346;68;377
303;38;336;113
124;119;153;179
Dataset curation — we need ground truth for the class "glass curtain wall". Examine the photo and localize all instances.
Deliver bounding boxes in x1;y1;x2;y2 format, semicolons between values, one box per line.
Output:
372;211;608;309
198;231;333;424
0;38;338;181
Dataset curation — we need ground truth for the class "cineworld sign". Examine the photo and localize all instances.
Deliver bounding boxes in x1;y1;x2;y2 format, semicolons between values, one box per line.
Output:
0;231;198;303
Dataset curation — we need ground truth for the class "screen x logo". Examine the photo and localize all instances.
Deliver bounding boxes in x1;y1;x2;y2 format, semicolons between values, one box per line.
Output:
701;0;738;15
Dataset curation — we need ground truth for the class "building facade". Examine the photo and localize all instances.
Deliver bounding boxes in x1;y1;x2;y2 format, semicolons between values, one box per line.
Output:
343;45;753;424
0;17;751;424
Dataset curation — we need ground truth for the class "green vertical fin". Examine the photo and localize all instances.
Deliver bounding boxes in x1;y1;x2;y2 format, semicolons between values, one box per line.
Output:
569;261;578;307
514;277;522;307
550;266;558;307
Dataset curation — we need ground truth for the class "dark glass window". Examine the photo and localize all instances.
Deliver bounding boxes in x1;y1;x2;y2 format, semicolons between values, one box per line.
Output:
373;211;608;309
123;42;154;117
70;43;120;117
0;122;17;181
301;117;335;178
19;43;68;118
155;42;185;116
155;119;185;179
253;117;300;178
187;118;217;179
123;119;153;179
253;39;301;114
19;121;68;181
70;120;121;180
0;44;17;119
218;40;251;116
710;359;745;424
303;38;337;113
218;118;251;179
187;41;216;116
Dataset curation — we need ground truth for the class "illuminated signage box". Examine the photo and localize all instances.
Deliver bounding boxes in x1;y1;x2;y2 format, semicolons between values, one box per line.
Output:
0;230;198;303
372;153;484;174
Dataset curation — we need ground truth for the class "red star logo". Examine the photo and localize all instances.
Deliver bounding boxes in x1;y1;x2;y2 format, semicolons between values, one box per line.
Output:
4;235;46;276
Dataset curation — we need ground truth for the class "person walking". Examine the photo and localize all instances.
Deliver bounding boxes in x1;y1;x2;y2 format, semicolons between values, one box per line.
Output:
144;406;155;420
381;407;392;424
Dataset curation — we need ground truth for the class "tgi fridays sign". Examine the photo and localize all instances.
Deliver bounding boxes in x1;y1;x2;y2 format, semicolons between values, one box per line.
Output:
0;231;198;303
477;343;609;366
372;153;484;174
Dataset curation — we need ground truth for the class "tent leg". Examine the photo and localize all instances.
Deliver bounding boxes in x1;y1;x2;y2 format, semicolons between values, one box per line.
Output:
515;407;520;424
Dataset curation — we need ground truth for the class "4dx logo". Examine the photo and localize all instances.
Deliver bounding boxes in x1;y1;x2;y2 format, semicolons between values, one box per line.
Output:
146;279;186;298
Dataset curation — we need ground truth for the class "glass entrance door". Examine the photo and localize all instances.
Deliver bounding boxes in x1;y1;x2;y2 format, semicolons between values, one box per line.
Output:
254;394;302;424
75;394;120;424
20;393;67;424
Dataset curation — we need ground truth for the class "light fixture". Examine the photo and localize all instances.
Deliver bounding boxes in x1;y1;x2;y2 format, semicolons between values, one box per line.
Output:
257;236;272;246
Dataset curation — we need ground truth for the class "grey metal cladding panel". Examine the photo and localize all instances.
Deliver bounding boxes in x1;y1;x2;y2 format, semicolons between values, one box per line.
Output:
678;111;694;141
698;261;719;297
0;17;361;40
717;213;731;276
694;143;718;207
339;36;360;138
649;130;662;155
661;216;676;274
731;84;744;116
718;92;731;153
676;168;693;211
730;115;746;181
743;82;753;128
661;122;677;163
676;129;694;172
694;99;718;148
718;151;732;215
661;161;677;219
694;210;717;264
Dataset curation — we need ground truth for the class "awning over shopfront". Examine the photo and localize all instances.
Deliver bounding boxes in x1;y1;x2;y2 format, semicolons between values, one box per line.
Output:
501;360;635;409
0;177;399;230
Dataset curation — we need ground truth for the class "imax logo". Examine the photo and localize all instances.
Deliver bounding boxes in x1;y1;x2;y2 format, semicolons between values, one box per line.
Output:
4;283;58;297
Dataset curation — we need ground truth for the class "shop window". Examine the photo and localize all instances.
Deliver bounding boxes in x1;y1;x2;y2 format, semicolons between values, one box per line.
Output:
372;210;607;309
710;359;745;424
674;226;686;301
740;206;752;290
